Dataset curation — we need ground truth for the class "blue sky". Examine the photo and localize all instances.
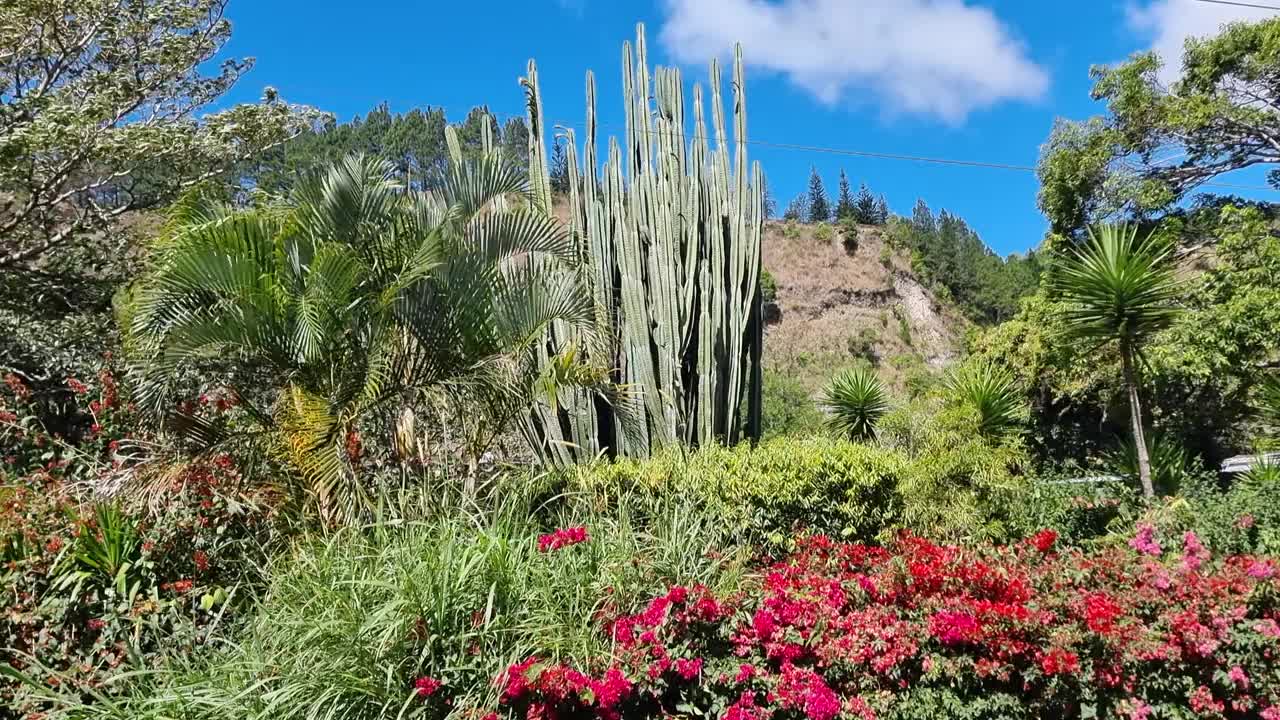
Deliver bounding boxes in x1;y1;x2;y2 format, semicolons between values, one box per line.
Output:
217;1;1277;256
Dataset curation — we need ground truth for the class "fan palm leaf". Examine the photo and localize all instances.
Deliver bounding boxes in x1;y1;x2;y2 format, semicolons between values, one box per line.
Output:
129;151;602;521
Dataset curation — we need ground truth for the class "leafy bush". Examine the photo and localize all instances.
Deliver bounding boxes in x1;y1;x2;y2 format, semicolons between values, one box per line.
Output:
496;530;1280;720
846;328;880;364
814;222;833;243
758;369;824;440
760;269;778;304
0;370;282;716
566;438;904;546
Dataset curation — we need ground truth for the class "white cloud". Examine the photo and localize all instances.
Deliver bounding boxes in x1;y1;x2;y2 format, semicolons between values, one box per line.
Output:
656;0;1050;124
1126;1;1280;85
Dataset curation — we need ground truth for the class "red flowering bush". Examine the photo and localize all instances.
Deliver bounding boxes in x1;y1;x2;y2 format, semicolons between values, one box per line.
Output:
538;526;589;552
493;528;1280;720
1;369;283;716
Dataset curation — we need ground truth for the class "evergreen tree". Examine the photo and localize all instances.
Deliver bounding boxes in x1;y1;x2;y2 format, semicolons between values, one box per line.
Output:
761;173;778;218
806;167;831;222
835;170;855;220
784;193;809;221
549;137;570;194
854;182;879;224
874;194;890;225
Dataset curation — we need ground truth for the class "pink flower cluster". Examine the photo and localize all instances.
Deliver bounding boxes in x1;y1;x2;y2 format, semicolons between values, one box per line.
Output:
537;526;589;553
491;527;1280;720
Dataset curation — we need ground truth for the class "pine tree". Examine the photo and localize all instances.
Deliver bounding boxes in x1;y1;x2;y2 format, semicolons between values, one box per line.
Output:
806;167;831;222
854;182;879;224
761;173;778;218
549;137;570;194
835;170;855;220
874;194;890;225
783;193;809;221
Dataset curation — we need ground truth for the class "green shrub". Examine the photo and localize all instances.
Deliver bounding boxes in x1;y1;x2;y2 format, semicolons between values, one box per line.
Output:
892;304;913;346
760;268;778;304
846;327;879;363
839;218;859;255
758;369;824;439
782;220;801;239
813;222;833;243
567;438;904;546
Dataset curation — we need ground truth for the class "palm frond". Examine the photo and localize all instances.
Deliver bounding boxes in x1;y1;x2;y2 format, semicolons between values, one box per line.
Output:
1050;223;1182;345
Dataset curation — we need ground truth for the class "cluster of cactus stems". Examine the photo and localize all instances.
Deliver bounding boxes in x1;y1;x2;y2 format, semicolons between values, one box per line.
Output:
521;23;764;463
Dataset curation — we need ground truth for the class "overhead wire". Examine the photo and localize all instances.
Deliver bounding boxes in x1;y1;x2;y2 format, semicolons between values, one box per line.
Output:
477;107;1274;193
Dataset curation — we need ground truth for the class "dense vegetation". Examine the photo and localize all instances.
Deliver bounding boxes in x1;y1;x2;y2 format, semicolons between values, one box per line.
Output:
3;4;1280;720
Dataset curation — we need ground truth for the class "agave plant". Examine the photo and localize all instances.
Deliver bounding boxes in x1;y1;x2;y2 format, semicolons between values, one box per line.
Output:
1050;223;1182;497
822;366;889;442
127;147;596;521
945;363;1025;440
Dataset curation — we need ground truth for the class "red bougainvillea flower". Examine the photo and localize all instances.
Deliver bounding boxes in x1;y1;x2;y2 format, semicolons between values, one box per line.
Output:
1039;647;1080;675
193;550;209;573
1031;529;1058;554
414;676;443;697
538;526;589;552
674;657;703;680
929;610;981;646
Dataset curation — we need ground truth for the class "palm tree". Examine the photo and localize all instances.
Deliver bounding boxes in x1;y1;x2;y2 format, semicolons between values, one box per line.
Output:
127;150;595;520
822;366;889;441
1050;223;1182;498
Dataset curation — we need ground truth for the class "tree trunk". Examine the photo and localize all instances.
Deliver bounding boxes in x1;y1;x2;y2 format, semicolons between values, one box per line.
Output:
1121;340;1155;498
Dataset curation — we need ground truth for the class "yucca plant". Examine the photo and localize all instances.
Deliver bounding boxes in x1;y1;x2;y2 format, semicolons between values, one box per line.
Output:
822;366;889;442
127;147;596;521
945;362;1025;440
1050;223;1182;497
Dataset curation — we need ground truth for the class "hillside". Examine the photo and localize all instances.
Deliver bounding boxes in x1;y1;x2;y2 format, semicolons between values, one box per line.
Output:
762;220;967;393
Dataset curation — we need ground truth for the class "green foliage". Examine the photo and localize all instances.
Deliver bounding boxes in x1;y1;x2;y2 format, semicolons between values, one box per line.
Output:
889;203;1040;324
813;222;834;243
242;103;531;194
822;366;889;441
878;398;1028;542
128;153;594;520
1108;433;1195;496
945;362;1026;440
839;217;860;255
758;369;824;440
782;220;802;239
783;194;808;222
893;305;913;346
760;269;778;304
853;182;880;225
847;327;880;363
835;170;854;220
1038;16;1280;234
0;0;324;273
568;438;903;545
806;167;831;222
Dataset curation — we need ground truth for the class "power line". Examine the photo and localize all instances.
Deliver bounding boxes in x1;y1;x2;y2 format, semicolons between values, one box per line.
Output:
518;112;1274;193
1189;0;1280;11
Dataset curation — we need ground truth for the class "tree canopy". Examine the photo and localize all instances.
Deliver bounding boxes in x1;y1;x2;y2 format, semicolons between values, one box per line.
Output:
1039;17;1280;236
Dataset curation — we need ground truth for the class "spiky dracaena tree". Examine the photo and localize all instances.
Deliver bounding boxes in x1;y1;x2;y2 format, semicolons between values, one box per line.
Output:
823;366;889;442
1050;223;1181;498
127;148;595;521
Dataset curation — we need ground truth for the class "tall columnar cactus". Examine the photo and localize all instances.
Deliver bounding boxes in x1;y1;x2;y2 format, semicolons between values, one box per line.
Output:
522;23;764;462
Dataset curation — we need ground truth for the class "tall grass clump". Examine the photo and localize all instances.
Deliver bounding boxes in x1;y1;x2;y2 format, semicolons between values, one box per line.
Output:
46;484;746;720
